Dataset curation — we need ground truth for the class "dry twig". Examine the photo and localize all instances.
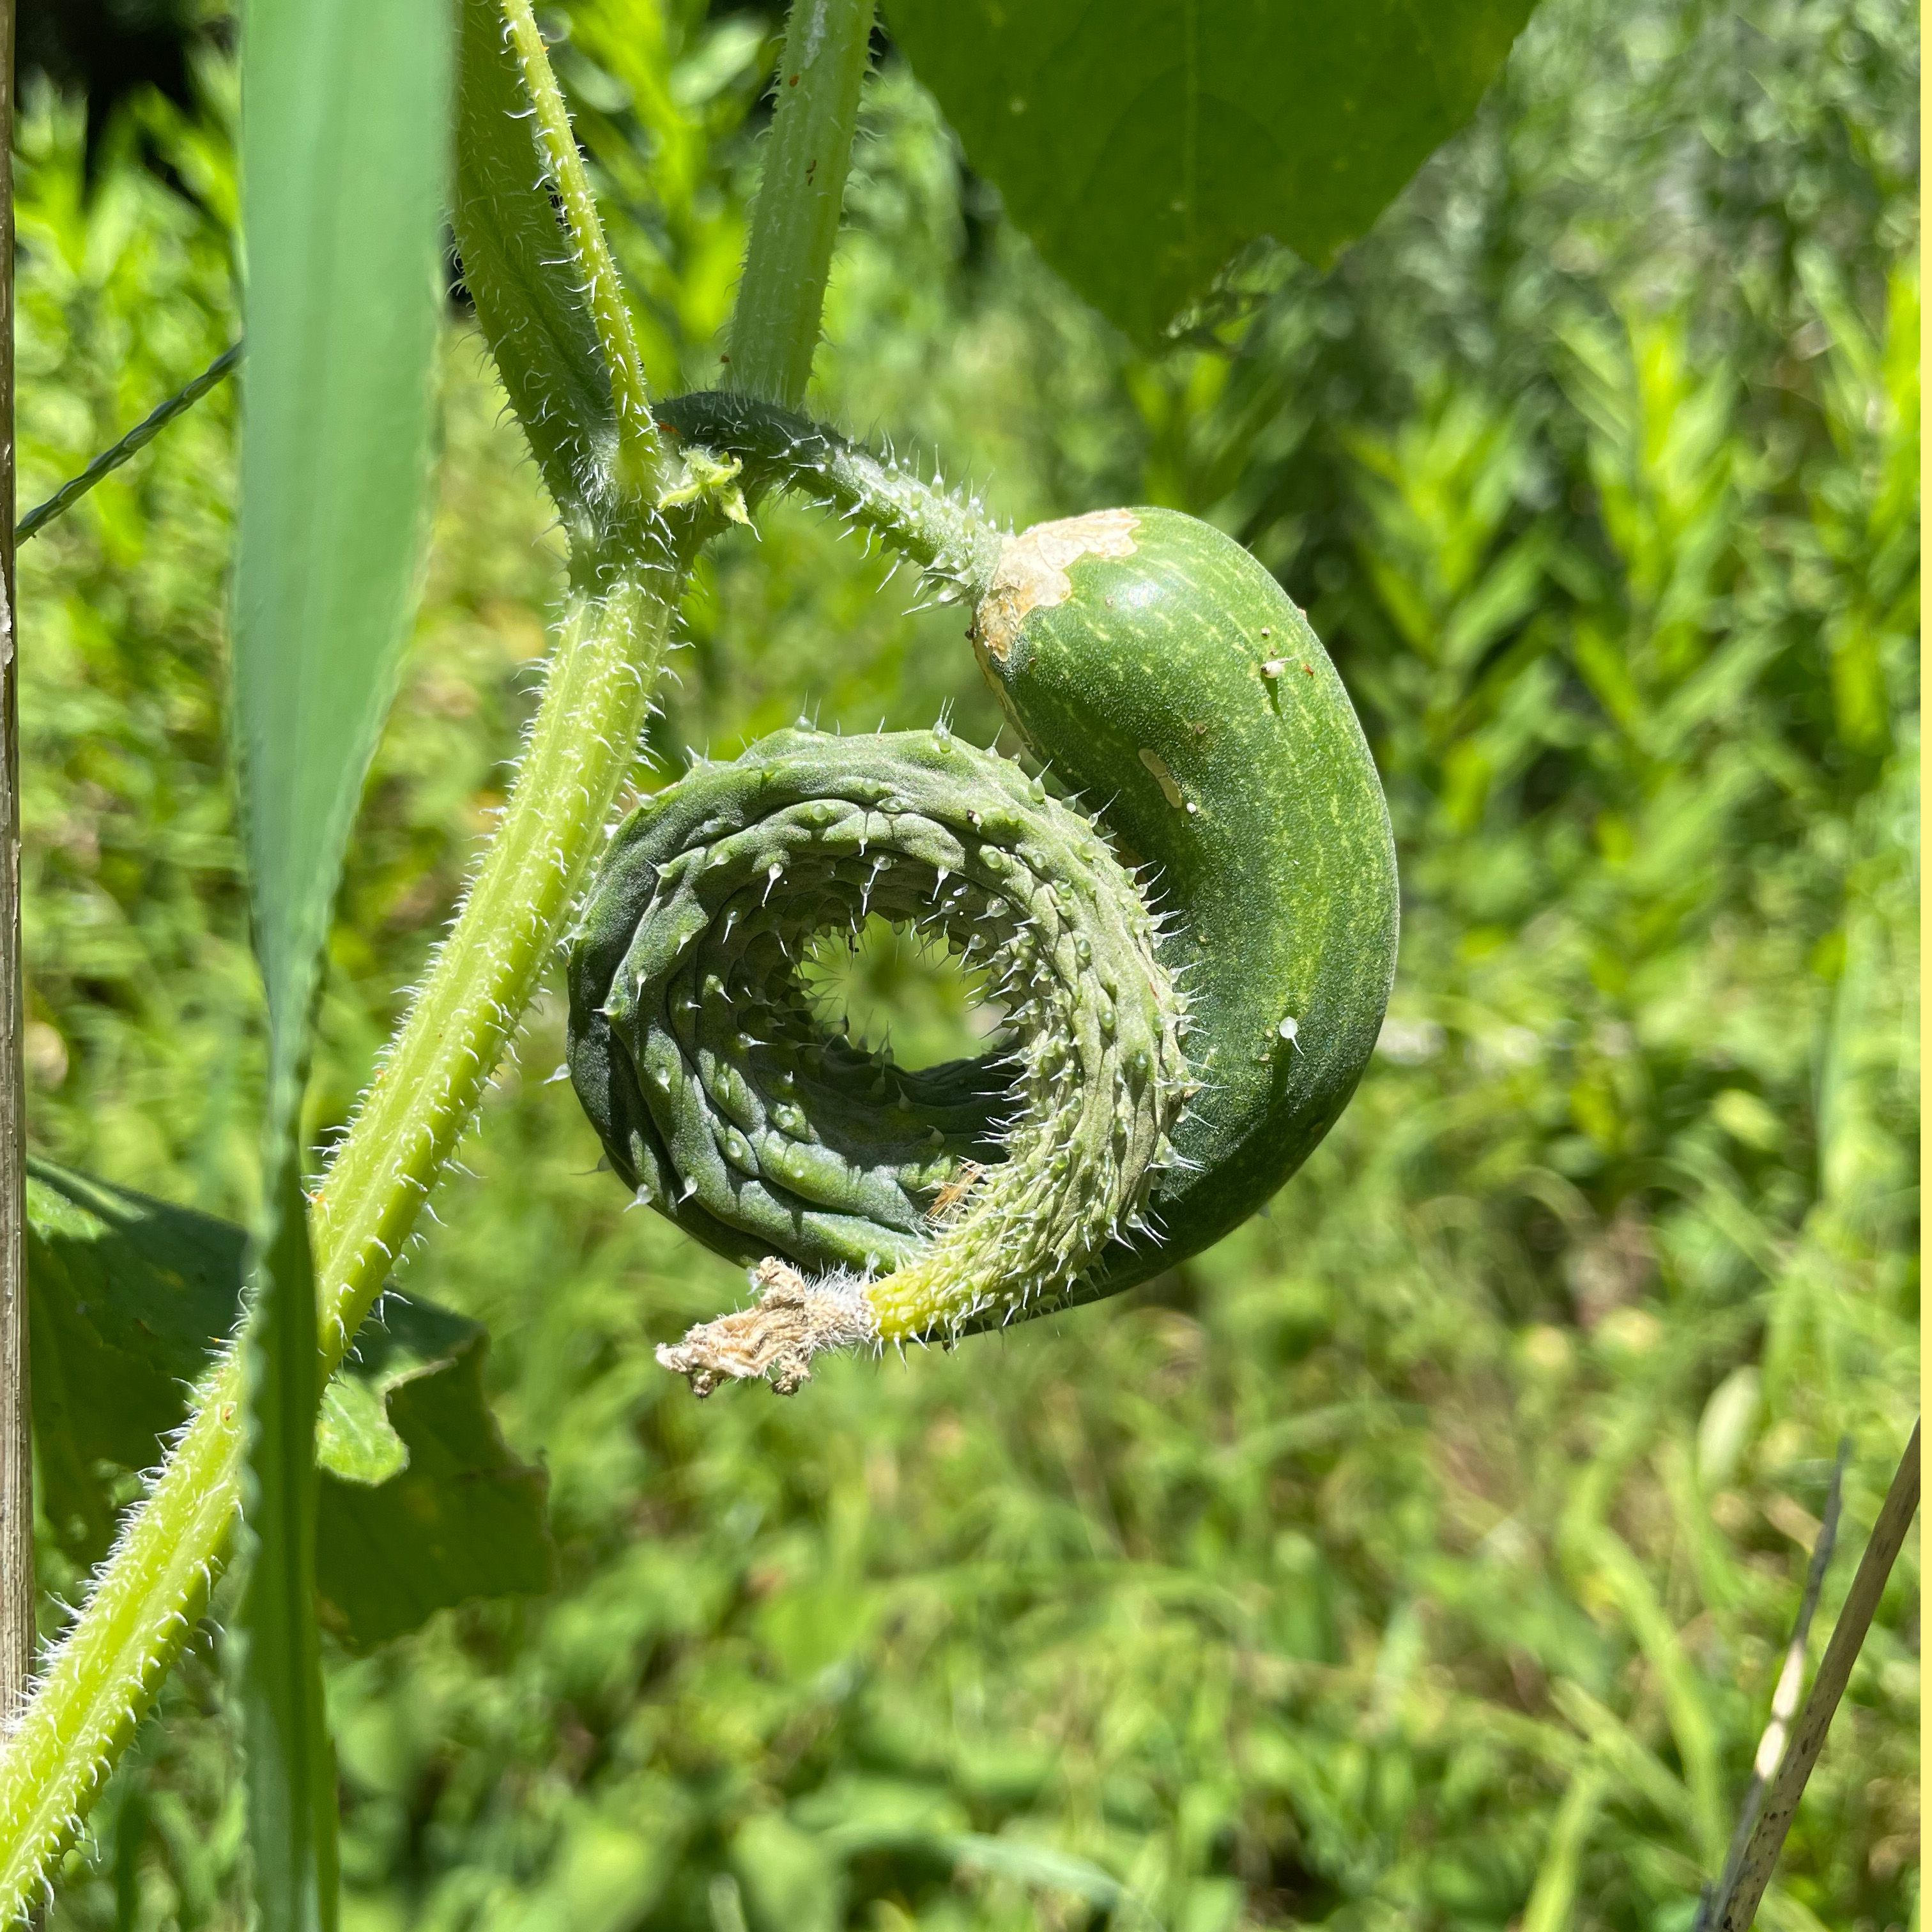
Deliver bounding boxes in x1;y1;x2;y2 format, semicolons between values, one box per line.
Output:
1696;1422;1920;1931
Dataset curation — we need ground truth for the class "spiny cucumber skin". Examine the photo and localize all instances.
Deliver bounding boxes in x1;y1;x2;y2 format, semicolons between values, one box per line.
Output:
972;507;1399;1292
612;395;1398;1371
567;728;1188;1342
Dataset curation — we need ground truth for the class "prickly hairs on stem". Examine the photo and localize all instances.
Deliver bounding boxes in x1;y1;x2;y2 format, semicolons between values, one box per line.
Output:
578;397;1400;1395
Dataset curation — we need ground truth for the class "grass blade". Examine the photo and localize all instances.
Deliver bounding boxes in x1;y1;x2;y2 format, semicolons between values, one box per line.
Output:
233;0;451;1926
942;1834;1163;1927
239;1149;335;1931
1583;1526;1727;1862
1520;1765;1609;1932
17;344;240;544
235;0;448;1054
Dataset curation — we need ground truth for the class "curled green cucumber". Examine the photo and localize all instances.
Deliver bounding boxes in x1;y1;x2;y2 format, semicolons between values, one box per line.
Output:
569;394;1397;1392
567;726;1189;1390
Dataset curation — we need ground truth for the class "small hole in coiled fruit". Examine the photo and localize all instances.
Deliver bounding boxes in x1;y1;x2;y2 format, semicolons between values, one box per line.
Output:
798;914;1008;1071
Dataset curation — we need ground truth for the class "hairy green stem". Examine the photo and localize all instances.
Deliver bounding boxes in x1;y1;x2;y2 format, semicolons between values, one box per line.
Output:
499;0;657;489
308;578;670;1355
1;0;870;1905
656;390;1004;602
727;0;875;408
0;573;677;1913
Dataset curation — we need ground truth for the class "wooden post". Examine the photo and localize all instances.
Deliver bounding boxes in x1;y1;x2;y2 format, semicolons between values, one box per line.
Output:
0;0;31;1730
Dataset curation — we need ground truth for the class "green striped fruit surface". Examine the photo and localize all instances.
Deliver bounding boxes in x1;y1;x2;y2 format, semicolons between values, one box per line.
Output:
572;396;1399;1386
969;504;1398;1294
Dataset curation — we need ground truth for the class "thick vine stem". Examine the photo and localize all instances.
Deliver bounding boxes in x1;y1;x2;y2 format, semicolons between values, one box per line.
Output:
499;0;659;496
656;390;1004;606
310;572;684;1353
0;565;682;1913
727;0;877;408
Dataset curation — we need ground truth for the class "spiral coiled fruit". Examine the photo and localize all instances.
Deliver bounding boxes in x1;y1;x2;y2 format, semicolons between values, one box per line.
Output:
568;726;1189;1387
571;394;1399;1392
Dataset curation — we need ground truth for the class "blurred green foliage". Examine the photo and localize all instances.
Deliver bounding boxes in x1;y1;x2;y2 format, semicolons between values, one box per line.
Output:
24;1158;553;1653
877;0;1538;343
16;0;1918;1926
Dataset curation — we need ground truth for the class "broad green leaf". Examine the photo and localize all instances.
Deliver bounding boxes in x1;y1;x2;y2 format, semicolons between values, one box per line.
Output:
315;1296;555;1652
24;1159;553;1650
879;0;1536;343
316;1376;409;1489
315;1296;482;1485
454;0;617;539
25;1161;244;1563
234;0;450;1922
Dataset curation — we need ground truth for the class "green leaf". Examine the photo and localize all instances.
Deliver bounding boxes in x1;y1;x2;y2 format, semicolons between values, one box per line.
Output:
25;1160;553;1652
941;1834;1158;1926
781;1780;1161;1927
25;1160;245;1563
242;1155;337;1932
453;0;618;540
878;0;1536;343
315;1296;556;1652
233;0;450;1921
235;1;451;1057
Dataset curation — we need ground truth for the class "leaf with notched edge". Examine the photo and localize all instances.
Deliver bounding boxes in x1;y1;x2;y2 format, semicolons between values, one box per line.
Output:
314;1295;555;1653
26;1159;553;1650
27;1159;245;1562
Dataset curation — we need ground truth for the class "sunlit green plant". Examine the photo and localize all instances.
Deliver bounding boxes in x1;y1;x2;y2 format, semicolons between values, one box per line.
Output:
0;0;1527;1914
0;1;1910;1927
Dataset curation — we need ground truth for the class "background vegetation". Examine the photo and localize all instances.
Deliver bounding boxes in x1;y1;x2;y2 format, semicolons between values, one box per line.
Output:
15;0;1919;1924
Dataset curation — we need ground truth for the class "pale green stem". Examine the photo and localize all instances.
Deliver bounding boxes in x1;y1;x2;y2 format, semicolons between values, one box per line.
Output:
0;576;675;1912
499;0;657;483
0;0;869;1906
728;0;876;408
308;580;667;1358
